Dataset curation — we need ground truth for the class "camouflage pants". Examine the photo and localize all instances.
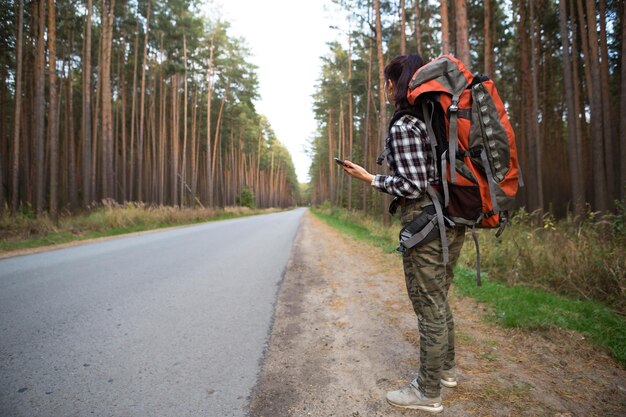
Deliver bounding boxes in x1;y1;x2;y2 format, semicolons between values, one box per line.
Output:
400;195;466;398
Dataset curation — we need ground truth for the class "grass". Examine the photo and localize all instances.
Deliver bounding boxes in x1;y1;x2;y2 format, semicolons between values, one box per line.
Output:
454;267;626;366
312;210;398;254
311;206;626;367
0;203;284;254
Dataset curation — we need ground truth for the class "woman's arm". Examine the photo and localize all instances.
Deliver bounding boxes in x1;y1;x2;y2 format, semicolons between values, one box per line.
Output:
342;119;433;198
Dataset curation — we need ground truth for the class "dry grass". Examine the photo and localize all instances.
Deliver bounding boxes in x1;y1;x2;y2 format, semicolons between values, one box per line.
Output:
459;207;626;313
0;201;284;252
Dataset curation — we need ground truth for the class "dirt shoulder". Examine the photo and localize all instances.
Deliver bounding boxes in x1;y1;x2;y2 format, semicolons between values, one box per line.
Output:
248;211;626;417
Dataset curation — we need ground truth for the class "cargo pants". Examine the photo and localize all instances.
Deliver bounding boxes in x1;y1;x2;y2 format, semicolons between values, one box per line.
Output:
399;195;466;398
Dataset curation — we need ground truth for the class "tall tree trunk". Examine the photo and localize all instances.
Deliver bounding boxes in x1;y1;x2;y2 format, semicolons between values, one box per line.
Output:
400;0;407;55
180;35;188;207
441;0;451;54
67;49;78;212
519;0;533;208
100;0;115;200
529;0;544;214
327;108;334;203
191;89;198;204
484;0;494;76
211;91;227;188
414;0;422;54
137;0;151;202
34;0;46;215
569;0;585;207
559;0;584;216
362;37;373;211
206;35;215;206
48;0;60;218
598;0;614;204
129;23;139;201
11;0;24;214
455;0;470;67
374;0;387;145
91;19;102;203
585;0;607;211
621;1;626;201
347;29;353;210
170;75;179;206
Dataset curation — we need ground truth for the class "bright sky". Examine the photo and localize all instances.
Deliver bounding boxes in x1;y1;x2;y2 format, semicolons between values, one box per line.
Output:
207;0;348;183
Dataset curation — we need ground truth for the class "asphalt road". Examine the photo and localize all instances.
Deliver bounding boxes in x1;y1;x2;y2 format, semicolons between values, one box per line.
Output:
0;208;305;417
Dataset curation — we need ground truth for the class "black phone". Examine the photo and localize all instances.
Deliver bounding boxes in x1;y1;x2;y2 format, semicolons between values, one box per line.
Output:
334;157;348;167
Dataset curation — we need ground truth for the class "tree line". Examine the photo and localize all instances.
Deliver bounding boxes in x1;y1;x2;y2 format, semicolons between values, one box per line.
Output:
307;0;625;219
0;0;300;219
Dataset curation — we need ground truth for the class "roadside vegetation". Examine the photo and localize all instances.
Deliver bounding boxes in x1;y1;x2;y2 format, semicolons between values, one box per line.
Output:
0;201;282;254
311;206;626;366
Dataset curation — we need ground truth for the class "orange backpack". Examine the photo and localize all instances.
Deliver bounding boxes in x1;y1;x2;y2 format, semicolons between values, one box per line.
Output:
407;55;523;283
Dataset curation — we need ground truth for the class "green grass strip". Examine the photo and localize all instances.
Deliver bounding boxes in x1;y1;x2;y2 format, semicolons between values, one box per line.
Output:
454;268;626;366
312;207;626;367
312;209;397;253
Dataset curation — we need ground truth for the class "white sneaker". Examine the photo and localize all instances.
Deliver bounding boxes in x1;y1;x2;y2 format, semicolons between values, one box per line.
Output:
386;380;443;413
441;367;457;388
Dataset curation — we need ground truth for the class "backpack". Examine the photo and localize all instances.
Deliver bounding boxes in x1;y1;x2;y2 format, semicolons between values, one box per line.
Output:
403;54;523;285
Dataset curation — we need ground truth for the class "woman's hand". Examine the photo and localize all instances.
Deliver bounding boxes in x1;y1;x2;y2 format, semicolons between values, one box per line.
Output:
341;160;375;184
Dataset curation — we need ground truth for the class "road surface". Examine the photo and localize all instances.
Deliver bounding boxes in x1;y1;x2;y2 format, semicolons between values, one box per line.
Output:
0;208;305;417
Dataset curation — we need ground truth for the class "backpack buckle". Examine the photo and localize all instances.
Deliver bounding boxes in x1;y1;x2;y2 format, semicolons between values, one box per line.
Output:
449;99;459;113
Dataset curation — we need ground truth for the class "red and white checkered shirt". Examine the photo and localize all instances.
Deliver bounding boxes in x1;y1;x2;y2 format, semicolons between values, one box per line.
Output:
371;113;436;198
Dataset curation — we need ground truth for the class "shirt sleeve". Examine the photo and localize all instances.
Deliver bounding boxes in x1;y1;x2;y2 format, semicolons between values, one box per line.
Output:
371;119;432;198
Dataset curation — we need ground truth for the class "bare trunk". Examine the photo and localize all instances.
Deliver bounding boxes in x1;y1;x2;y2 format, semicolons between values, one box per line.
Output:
11;0;24;213
519;0;533;208
362;37;373;212
621;1;626;201
34;0;45;215
598;0;614;204
400;0;406;55
180;35;188;206
559;0;584;216
211;91;227;182
348;29;353;210
137;0;151;202
440;0;451;55
414;0;422;54
48;0;60;217
67;48;78;212
206;35;215;206
455;0;470;67
101;0;115;200
585;0;608;211
129;24;139;201
375;0;390;220
530;0;544;214
170;75;179;206
327;108;334;202
484;0;494;76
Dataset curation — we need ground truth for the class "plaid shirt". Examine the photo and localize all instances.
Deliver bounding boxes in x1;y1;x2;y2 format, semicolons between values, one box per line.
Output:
372;114;436;198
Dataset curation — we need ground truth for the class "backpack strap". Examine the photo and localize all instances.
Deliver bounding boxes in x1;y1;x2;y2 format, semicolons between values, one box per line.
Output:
478;147;500;214
426;184;449;264
420;100;439;168
448;95;461;183
470;225;482;286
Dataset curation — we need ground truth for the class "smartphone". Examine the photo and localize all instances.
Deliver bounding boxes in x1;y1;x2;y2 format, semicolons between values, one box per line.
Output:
334;157;348;167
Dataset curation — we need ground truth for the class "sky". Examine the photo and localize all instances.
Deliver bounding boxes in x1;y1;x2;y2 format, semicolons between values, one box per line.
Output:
206;0;348;183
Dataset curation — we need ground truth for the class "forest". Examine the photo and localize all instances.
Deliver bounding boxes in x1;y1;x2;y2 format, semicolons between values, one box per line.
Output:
0;0;300;219
308;0;625;219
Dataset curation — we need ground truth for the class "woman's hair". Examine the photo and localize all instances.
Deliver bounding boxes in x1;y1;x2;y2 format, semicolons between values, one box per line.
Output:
384;54;424;109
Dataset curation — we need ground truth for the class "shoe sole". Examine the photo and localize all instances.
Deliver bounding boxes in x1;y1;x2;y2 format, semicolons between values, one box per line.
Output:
441;378;457;388
386;398;444;413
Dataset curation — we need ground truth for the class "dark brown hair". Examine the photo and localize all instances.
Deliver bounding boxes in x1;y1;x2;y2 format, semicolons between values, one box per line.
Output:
384;54;424;109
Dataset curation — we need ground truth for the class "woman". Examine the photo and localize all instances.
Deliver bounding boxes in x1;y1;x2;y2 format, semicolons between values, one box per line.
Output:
340;54;466;414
